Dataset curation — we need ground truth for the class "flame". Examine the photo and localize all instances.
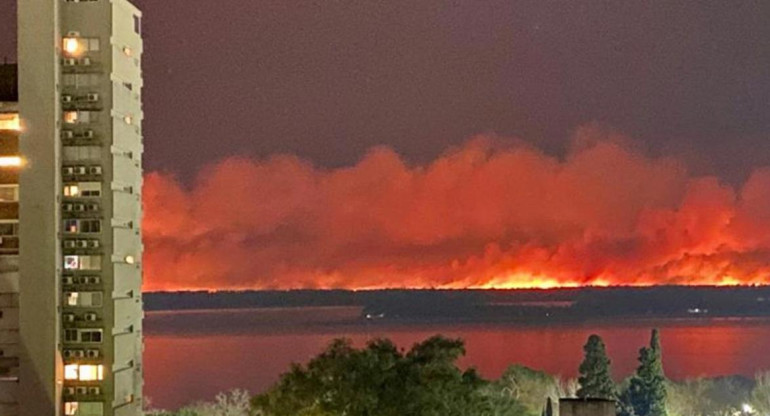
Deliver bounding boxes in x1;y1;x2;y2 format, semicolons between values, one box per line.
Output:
142;129;770;292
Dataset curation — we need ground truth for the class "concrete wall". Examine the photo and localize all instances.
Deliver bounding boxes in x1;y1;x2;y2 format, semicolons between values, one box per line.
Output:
18;0;63;414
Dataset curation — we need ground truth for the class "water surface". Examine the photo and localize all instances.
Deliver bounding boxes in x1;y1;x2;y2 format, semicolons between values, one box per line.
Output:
144;307;770;410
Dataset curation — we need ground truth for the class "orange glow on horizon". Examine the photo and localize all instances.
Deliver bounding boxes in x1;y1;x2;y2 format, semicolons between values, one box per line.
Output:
140;135;770;293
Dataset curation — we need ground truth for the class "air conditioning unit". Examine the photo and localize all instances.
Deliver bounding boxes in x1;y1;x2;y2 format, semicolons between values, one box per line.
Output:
86;349;100;358
88;240;100;248
84;313;97;322
63;203;74;211
83;130;95;139
88;387;101;396
63;313;75;322
74;204;85;212
64;240;77;249
64;387;76;396
87;204;99;211
62;95;73;103
63;350;74;359
75;166;87;175
79;57;92;66
63;58;77;66
76;240;88;248
87;93;99;102
63;166;75;175
73;350;85;358
63;276;75;285
88;276;101;285
62;130;74;139
89;166;102;175
66;31;81;37
76;387;88;396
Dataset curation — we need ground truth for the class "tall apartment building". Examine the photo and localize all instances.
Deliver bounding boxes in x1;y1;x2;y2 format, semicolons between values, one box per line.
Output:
10;0;145;414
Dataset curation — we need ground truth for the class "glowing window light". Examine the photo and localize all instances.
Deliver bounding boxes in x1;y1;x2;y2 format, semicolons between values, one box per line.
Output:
64;364;79;380
64;185;80;197
63;111;78;124
0;157;22;167
0;114;20;131
63;37;81;56
64;364;104;381
64;402;78;416
78;364;104;381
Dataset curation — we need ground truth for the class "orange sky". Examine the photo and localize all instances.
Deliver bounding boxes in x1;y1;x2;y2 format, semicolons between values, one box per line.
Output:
142;126;770;291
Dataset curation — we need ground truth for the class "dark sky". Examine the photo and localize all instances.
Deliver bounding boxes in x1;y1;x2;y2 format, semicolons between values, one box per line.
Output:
2;0;769;183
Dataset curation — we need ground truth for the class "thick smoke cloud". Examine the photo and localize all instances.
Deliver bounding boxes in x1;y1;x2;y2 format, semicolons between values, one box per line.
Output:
142;126;770;291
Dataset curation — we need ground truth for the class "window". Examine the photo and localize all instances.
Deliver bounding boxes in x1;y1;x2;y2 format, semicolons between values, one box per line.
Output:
80;329;102;343
64;220;101;234
64;291;103;307
64;401;104;416
64;364;104;381
0;157;21;167
0;223;18;236
65;329;79;342
64;255;101;271
63;111;98;125
81;220;101;233
62;37;100;57
0;185;19;202
64;184;80;197
0;113;19;131
64;182;101;198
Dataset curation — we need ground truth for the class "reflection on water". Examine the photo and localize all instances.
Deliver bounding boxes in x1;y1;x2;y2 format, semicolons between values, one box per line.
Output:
144;308;770;410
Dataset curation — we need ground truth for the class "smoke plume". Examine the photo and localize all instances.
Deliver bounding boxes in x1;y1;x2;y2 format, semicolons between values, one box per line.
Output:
142;126;770;291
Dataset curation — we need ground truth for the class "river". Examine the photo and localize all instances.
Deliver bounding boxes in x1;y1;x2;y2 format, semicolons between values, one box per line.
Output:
143;307;770;410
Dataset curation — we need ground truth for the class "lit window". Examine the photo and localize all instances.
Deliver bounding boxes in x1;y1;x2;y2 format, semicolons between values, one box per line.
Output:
64;401;78;416
0;157;22;167
0;113;20;131
64;185;80;197
79;364;104;381
63;37;81;56
64;364;104;381
63;111;78;124
64;364;79;380
64;401;103;416
0;185;19;202
64;291;103;307
63;256;101;271
65;219;79;233
64;256;80;270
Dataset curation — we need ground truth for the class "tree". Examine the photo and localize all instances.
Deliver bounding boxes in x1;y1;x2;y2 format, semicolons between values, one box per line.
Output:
620;329;667;416
252;335;499;416
491;365;561;416
577;334;616;400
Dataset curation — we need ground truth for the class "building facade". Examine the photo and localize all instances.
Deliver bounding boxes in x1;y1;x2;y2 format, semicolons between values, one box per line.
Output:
0;63;21;416
15;0;145;414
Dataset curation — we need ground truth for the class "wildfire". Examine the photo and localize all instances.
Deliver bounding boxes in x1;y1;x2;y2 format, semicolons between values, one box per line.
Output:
142;132;770;292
